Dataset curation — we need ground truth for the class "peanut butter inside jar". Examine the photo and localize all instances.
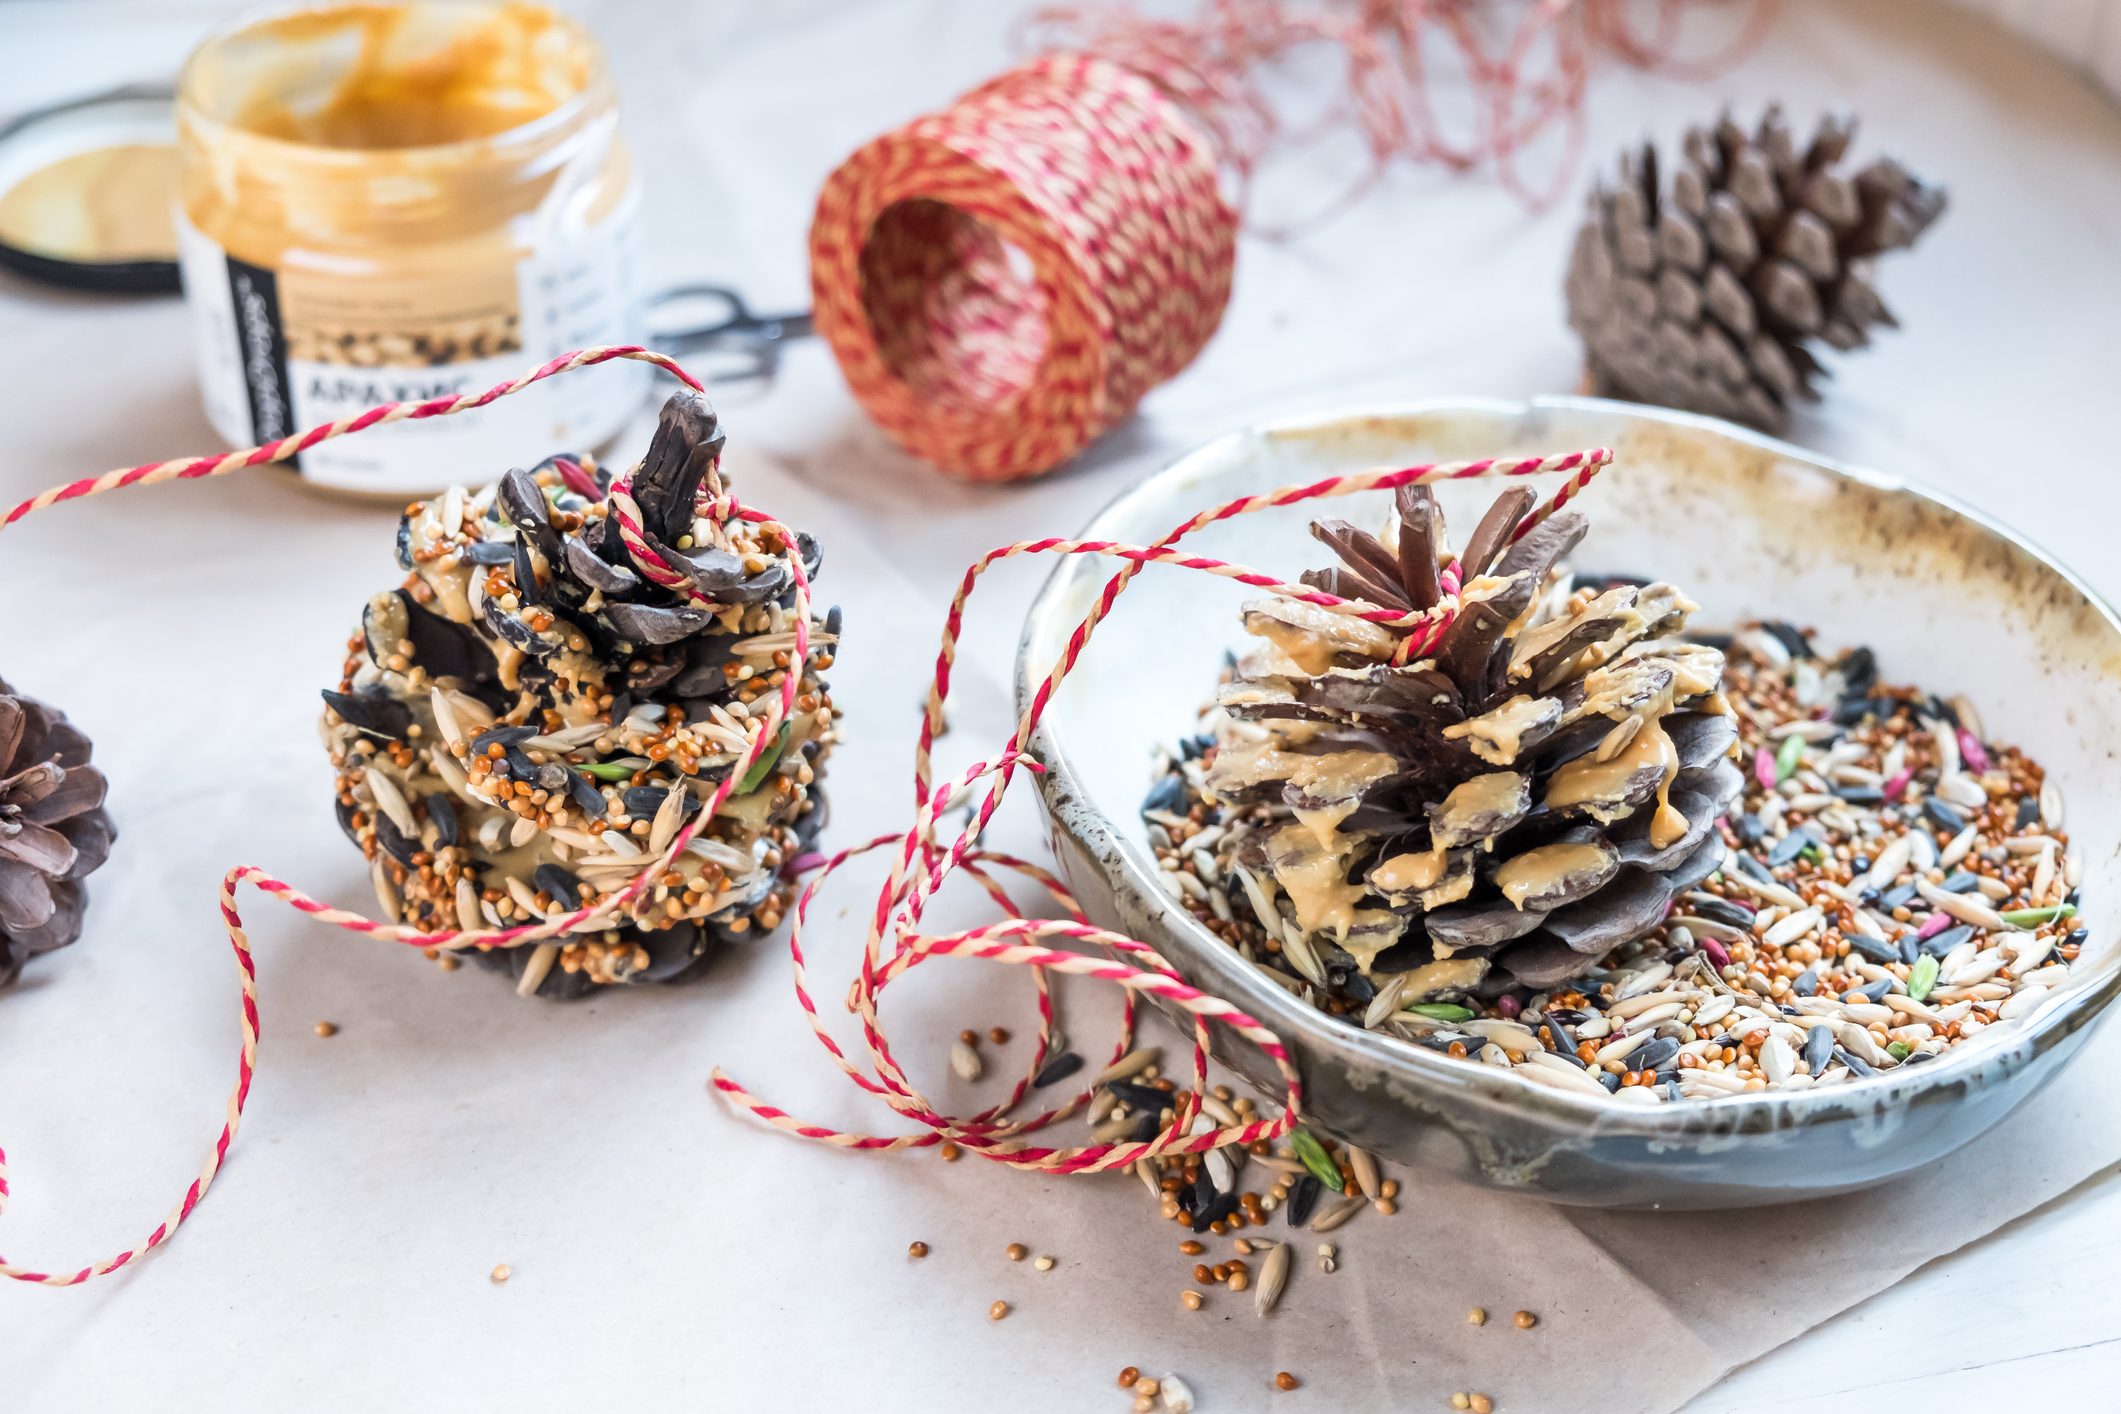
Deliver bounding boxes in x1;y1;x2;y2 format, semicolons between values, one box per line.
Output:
175;1;644;495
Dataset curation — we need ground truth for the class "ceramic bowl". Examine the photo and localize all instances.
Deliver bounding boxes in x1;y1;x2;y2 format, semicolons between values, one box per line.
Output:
1018;397;2121;1210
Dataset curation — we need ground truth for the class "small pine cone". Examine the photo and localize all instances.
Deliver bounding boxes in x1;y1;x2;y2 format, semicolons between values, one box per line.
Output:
0;683;116;989
319;393;835;1000
1205;483;1741;1008
1565;107;1946;432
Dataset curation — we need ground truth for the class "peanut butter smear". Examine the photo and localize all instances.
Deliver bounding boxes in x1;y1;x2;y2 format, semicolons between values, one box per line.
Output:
0;143;176;261
228;3;588;149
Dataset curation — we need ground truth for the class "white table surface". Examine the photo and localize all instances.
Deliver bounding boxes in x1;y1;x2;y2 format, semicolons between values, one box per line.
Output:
3;1;2120;1409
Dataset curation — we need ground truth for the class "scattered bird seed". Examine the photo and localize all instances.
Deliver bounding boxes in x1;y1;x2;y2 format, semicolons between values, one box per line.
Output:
908;1241;929;1259
1468;1306;1487;1326
950;1039;983;1082
314;1021;339;1038
1309;1195;1366;1233
1513;1309;1537;1329
490;1264;511;1284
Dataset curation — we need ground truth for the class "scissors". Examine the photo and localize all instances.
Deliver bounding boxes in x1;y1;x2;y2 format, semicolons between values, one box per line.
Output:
645;284;814;385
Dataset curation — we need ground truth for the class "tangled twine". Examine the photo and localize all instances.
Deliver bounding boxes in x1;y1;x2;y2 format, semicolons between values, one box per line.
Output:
0;347;1608;1285
811;1;1766;483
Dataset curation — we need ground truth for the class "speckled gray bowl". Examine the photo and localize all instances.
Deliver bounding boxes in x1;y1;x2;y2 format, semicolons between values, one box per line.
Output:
1019;398;2121;1210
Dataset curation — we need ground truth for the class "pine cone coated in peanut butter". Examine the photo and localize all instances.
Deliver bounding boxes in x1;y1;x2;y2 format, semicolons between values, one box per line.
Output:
1205;483;1741;1003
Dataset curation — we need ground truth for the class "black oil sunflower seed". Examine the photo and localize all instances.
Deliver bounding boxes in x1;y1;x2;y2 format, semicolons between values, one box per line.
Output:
1033;1051;1085;1089
1285;1173;1322;1228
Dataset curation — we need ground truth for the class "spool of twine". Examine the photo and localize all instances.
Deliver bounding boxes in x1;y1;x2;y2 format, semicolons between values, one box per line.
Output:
809;54;1238;482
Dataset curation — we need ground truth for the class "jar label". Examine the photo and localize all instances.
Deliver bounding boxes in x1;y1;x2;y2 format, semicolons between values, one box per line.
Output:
177;197;645;494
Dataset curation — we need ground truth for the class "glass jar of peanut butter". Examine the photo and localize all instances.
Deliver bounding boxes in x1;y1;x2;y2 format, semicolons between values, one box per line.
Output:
175;1;644;495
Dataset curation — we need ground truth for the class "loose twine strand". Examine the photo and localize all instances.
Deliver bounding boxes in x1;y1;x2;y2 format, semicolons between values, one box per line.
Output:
1029;0;1778;221
0;346;1609;1284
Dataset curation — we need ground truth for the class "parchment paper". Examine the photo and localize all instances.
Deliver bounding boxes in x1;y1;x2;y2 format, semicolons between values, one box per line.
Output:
5;0;2121;1408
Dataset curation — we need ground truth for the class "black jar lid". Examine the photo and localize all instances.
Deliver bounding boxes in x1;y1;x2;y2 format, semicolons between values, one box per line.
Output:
0;85;181;295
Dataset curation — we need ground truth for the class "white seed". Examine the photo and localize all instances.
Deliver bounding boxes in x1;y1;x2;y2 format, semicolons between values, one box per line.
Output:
1760;1034;1796;1084
1999;987;2050;1020
1935;773;1986;809
1937;824;1978;870
1762;907;1823;948
515;941;557;997
2032;844;2058;902
1692;994;1735;1028
1863;835;1912;890
1309;1195;1365;1233
455;876;482;933
1255;1239;1291;1317
1884;994;1940;1024
370;856;402;924
2012;934;2056;972
509;814;539;849
1160;1375;1196;1414
2041;778;2065;828
365;768;419;838
950;1039;983;1082
1917;879;2008;932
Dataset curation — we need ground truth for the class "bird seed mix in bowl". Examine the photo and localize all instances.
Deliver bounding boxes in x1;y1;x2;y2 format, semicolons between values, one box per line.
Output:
1146;487;2081;1102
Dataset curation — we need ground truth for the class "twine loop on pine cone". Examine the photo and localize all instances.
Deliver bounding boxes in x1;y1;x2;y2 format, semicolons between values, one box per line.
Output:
0;346;1610;1286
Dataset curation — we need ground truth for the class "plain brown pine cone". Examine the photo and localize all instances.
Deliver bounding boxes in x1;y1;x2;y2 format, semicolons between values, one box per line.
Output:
1565;107;1946;432
1204;483;1741;1006
0;682;115;989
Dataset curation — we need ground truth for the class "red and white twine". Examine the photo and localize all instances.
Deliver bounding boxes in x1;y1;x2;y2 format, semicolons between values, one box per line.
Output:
0;346;1609;1285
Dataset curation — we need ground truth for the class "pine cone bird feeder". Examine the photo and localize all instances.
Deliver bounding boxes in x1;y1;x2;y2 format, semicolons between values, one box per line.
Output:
0;682;115;989
321;393;835;1000
1206;484;1741;1006
1565;108;1946;432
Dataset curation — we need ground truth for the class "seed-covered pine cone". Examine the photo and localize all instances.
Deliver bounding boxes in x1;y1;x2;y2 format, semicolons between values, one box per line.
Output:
1565;107;1946;432
0;683;115;989
321;392;835;1000
1205;483;1741;1005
